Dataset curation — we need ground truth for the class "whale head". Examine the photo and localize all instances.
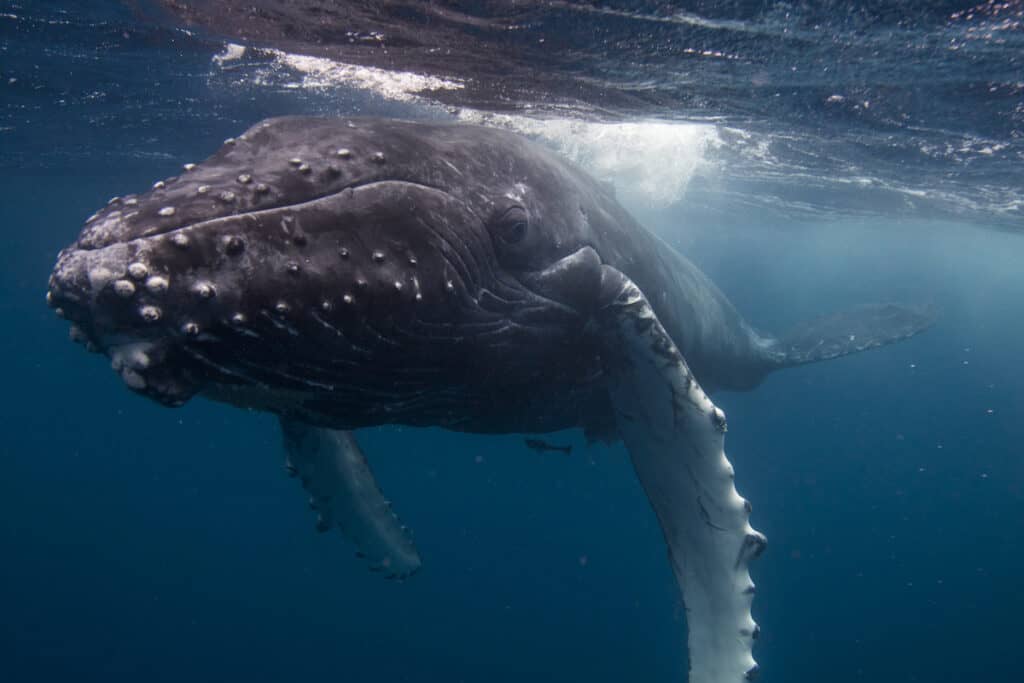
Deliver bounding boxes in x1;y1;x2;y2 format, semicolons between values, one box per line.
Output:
47;117;614;430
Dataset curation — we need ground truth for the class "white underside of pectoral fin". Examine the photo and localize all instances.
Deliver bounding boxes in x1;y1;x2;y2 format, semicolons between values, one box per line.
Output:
597;269;765;683
279;418;422;579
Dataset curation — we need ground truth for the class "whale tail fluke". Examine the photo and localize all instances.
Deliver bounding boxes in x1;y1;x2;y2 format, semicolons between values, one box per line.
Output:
771;302;936;368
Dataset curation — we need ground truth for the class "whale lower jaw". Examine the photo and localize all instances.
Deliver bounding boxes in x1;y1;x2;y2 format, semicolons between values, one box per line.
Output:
105;341;202;407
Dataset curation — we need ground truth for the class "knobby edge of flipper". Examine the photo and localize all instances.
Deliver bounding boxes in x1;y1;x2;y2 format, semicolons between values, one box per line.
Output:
595;265;766;683
279;418;422;580
768;302;937;368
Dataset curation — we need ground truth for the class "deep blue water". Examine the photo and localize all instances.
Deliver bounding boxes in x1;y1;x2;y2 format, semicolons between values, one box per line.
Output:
3;2;1023;682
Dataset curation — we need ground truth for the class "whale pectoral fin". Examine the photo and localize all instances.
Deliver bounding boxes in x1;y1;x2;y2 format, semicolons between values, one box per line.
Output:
596;267;765;683
279;418;422;579
773;302;936;367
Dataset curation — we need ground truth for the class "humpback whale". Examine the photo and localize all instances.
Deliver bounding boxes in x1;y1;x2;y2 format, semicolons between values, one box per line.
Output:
47;117;932;682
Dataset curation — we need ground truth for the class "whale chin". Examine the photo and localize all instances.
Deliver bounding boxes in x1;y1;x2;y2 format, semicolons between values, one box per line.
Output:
104;340;205;407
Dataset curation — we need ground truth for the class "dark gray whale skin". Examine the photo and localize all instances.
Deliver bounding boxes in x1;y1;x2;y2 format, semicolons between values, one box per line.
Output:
47;117;931;437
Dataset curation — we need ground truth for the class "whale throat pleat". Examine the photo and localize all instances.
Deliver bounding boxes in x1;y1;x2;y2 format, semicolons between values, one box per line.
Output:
597;266;764;683
279;418;422;579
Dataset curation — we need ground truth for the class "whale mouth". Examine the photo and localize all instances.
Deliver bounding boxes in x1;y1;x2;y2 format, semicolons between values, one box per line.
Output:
105;341;204;407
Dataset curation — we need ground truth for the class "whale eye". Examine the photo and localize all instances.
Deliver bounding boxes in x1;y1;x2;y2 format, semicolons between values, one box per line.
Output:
494;206;529;245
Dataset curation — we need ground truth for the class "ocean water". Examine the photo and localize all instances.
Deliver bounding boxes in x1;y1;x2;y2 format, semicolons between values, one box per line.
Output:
2;2;1023;683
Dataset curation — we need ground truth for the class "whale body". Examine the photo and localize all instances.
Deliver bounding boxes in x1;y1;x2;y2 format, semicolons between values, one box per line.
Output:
47;117;932;682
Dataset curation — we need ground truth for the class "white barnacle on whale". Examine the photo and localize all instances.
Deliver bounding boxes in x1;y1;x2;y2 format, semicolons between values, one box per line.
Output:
112;279;136;298
127;262;149;280
193;281;216;299
139;305;161;322
144;275;169;295
87;266;115;291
